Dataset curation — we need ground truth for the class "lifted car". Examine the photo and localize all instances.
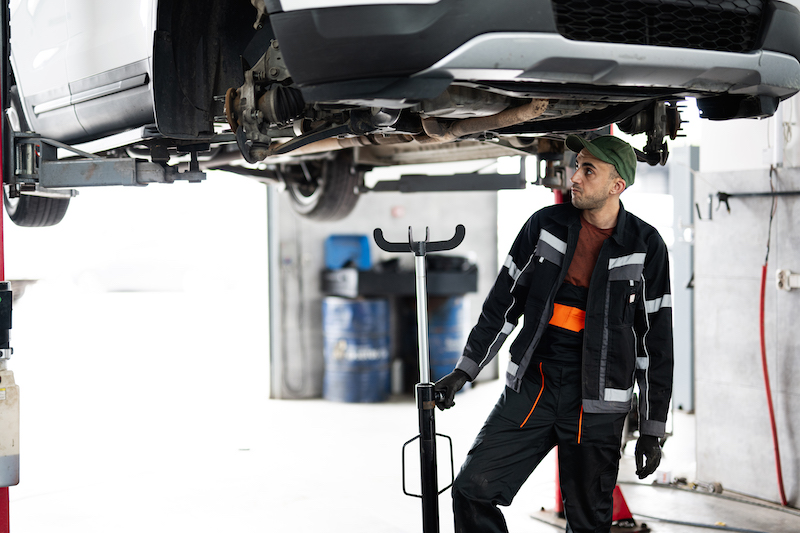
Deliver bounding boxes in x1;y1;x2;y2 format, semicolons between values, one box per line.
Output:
6;0;800;226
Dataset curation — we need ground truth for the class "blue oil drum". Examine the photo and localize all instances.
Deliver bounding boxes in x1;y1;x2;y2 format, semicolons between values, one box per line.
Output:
428;296;470;382
322;297;390;402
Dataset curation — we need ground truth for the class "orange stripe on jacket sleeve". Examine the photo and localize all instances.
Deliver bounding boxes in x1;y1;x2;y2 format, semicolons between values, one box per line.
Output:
548;303;586;332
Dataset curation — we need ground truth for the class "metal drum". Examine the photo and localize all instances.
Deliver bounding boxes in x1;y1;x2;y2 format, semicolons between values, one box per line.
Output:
428;296;469;382
322;297;390;402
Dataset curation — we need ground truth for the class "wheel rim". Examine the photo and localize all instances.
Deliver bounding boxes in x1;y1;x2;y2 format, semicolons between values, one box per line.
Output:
285;162;327;213
287;177;325;208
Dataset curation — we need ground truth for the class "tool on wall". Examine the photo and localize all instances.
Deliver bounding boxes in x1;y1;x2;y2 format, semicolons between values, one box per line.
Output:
373;224;465;533
704;186;800;220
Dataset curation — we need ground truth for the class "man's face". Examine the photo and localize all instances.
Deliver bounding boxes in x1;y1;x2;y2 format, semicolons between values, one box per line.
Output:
570;150;619;210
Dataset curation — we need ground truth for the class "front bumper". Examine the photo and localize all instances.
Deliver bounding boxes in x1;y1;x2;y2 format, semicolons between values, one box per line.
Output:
417;33;800;99
269;0;800;103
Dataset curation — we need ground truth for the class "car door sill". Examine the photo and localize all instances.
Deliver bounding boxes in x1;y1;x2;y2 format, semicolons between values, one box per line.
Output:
34;73;150;115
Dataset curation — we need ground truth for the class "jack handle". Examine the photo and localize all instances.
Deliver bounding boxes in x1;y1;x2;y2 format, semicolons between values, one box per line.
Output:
373;224;466;256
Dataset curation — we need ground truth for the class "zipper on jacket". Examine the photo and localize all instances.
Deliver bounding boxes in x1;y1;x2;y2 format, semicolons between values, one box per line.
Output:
584;237;611;404
517;222;580;389
520;362;545;428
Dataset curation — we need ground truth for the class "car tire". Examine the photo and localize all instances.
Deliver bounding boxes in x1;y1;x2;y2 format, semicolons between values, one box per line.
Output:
284;153;363;221
3;189;70;227
4;85;71;227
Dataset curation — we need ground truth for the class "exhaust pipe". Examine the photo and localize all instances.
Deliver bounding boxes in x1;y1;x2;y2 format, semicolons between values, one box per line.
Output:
264;99;549;157
419;98;548;143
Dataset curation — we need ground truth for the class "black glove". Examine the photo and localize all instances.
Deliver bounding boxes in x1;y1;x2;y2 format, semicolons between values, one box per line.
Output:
434;369;469;411
635;435;662;479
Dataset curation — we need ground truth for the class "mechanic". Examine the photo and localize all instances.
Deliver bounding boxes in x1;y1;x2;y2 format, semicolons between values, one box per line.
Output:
435;135;674;533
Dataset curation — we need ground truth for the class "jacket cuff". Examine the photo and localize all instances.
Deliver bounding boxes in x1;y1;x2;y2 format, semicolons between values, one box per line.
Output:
640;419;666;437
455;355;479;381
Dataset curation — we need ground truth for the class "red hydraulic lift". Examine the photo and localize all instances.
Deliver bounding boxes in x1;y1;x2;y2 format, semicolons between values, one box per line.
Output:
2;0;14;529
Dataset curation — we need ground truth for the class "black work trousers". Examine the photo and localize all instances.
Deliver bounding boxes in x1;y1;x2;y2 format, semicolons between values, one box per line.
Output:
452;361;626;533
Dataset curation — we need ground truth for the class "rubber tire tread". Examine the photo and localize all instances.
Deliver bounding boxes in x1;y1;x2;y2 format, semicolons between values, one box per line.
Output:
4;193;70;227
288;154;362;221
5;84;71;227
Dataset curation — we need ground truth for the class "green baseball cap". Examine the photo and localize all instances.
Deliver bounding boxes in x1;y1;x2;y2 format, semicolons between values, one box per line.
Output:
566;134;637;188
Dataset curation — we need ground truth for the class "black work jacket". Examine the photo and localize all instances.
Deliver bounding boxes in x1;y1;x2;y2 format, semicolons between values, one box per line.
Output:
455;202;673;437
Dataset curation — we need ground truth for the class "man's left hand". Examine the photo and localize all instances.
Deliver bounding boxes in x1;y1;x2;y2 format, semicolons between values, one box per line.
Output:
635;435;662;479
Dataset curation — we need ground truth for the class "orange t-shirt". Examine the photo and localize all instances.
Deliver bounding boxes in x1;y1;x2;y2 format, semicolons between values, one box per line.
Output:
563;216;614;288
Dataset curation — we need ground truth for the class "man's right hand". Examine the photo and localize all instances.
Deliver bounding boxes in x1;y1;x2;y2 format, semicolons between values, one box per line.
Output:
434;369;469;410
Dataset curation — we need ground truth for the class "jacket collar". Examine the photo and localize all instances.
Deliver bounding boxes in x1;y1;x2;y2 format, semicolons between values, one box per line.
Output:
553;200;628;245
611;201;628;245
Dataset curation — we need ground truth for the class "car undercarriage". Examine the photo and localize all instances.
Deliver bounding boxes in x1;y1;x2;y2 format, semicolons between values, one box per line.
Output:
5;0;800;225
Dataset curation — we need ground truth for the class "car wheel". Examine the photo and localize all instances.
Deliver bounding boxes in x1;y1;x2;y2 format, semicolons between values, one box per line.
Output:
3;85;71;227
3;187;70;227
284;153;363;221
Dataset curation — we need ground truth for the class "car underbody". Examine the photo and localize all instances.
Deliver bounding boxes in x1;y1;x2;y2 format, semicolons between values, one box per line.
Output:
5;0;800;225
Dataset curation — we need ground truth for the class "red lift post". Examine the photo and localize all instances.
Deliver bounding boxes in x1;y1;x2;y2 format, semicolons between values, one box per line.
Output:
2;0;12;529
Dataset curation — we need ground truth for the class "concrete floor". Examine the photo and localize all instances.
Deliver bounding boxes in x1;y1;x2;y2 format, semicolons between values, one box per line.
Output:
7;283;800;532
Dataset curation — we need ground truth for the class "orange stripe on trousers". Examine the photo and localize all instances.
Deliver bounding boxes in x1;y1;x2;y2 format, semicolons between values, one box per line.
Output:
548;303;586;332
520;362;545;428
577;406;584;444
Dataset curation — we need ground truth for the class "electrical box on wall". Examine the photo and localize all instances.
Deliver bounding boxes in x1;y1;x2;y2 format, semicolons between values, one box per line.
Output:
776;269;800;291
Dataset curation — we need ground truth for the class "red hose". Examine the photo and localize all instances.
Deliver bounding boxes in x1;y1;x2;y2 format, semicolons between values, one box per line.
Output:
759;263;788;506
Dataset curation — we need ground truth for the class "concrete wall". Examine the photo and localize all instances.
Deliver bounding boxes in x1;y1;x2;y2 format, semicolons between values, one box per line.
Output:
270;184;499;399
694;167;800;505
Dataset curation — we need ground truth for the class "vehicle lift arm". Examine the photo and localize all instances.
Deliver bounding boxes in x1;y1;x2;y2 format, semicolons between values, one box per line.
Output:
12;133;207;190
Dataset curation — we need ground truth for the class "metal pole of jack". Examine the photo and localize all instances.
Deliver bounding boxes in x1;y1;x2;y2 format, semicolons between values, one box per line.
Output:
413;252;439;532
374;225;465;533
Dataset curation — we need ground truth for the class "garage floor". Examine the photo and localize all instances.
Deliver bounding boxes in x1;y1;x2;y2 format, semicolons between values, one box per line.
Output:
8;283;800;532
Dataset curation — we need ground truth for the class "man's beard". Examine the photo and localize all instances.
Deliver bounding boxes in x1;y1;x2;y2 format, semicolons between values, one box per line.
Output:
571;188;607;210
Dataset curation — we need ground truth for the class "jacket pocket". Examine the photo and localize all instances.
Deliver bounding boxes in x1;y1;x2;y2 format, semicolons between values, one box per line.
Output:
607;253;644;327
605;326;637;391
607;279;641;327
534;228;567;267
